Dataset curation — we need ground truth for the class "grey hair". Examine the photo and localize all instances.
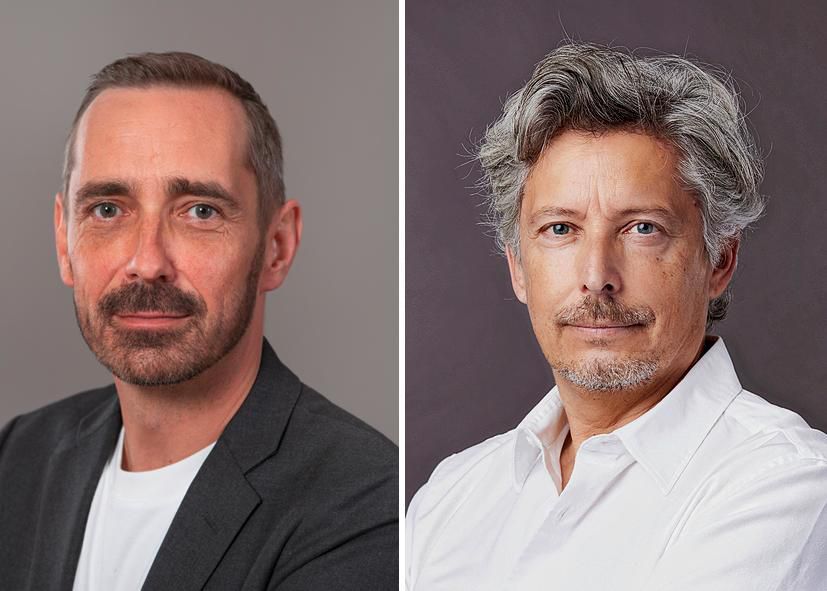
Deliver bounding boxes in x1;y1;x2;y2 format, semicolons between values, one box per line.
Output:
478;43;765;325
62;51;284;230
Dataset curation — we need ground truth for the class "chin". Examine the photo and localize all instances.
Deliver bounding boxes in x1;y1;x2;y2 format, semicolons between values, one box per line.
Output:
556;356;660;392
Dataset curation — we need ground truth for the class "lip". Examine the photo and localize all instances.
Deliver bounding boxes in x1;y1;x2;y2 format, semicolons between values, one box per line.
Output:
113;314;190;328
570;323;638;329
566;324;643;336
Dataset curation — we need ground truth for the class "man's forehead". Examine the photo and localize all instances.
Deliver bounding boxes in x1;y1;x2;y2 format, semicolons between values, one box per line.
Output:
523;130;692;219
70;86;252;193
75;85;249;155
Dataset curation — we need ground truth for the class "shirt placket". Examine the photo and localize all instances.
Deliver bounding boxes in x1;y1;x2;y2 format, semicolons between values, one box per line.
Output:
505;435;634;590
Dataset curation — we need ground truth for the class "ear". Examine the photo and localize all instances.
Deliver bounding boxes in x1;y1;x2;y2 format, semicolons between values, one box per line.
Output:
54;193;74;287
708;238;739;300
506;245;527;304
259;199;302;292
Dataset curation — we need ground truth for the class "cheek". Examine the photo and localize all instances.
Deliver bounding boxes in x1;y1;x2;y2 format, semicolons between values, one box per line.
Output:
185;260;230;300
69;223;138;289
183;248;255;307
643;253;709;332
69;247;121;306
521;255;571;328
522;243;577;291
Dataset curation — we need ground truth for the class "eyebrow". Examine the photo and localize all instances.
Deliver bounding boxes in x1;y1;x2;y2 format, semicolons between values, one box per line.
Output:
74;180;135;214
72;177;242;214
527;205;682;226
527;206;582;226
166;177;241;212
614;207;682;226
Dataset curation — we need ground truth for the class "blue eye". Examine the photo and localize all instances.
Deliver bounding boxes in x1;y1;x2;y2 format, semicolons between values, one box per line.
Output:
550;223;570;235
188;204;217;220
633;222;656;235
92;202;121;219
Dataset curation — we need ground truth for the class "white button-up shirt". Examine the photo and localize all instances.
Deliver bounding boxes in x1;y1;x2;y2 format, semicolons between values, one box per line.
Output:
406;339;827;590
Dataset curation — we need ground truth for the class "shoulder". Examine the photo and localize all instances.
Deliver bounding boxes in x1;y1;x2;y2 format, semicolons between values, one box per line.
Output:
0;385;116;455
690;389;827;511
664;393;827;585
727;389;827;454
292;385;396;451
288;384;397;474
0;385;117;514
252;382;397;516
717;389;827;473
408;428;516;525
406;429;517;585
286;383;398;503
246;384;398;582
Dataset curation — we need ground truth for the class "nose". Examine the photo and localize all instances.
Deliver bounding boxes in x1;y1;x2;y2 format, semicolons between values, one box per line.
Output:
124;216;176;283
579;235;622;296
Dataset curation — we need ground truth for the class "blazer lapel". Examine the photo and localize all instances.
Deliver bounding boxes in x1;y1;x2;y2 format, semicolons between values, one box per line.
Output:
141;442;260;591
142;339;302;590
26;389;121;590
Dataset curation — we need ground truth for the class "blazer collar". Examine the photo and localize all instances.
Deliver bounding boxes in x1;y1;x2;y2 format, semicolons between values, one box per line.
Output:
215;337;303;474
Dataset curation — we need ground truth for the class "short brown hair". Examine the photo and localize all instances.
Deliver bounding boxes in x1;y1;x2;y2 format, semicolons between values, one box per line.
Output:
62;51;284;227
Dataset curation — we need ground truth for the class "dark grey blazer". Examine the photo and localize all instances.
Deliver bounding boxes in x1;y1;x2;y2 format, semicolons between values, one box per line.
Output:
0;339;398;590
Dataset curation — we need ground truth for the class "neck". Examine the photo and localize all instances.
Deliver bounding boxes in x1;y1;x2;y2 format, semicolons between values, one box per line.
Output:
555;335;710;487
115;320;264;472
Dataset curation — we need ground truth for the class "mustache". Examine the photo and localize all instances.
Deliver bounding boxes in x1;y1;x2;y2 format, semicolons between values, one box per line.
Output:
556;297;655;326
98;282;205;318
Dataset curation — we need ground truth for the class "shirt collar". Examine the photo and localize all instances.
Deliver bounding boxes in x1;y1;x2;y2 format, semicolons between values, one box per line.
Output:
513;388;567;489
513;337;743;494
615;337;742;494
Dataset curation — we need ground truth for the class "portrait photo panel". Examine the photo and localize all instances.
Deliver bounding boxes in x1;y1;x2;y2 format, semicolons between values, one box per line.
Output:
0;1;399;589
0;0;398;441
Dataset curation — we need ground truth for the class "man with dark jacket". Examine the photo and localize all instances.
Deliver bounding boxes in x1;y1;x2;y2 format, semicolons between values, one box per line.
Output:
0;52;397;590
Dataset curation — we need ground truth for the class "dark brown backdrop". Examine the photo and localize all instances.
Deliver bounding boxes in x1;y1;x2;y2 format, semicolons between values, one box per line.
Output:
406;0;827;503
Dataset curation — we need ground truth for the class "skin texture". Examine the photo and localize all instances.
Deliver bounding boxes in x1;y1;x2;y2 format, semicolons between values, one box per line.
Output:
54;86;301;471
506;130;738;489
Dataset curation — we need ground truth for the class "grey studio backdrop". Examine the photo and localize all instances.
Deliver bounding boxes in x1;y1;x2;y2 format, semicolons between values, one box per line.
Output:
407;0;827;502
0;0;397;442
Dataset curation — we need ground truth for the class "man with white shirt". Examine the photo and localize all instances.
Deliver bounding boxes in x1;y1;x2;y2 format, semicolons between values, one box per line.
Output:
406;43;827;590
0;52;397;590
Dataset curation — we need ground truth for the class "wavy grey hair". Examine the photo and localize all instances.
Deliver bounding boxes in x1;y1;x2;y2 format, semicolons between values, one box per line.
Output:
478;43;765;325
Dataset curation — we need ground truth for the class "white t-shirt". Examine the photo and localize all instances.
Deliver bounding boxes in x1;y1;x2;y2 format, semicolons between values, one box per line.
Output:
73;428;215;591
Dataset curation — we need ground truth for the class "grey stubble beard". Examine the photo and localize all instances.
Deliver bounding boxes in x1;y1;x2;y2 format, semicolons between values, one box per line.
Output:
548;296;660;392
552;355;659;391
